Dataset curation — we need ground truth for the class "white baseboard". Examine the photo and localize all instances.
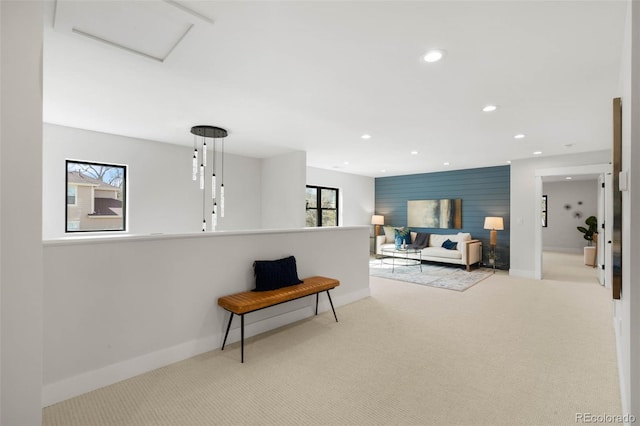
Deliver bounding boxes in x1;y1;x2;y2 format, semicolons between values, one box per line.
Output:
42;333;216;407
42;287;370;407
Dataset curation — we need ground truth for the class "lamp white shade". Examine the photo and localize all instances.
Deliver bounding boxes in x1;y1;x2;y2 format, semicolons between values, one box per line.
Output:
371;214;384;237
371;215;385;225
483;217;504;230
484;216;503;247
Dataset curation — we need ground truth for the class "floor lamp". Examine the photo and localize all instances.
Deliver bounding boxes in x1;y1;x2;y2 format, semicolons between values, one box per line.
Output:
484;216;504;270
371;215;385;258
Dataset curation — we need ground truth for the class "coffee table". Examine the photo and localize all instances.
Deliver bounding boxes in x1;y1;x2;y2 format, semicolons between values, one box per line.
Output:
380;248;422;272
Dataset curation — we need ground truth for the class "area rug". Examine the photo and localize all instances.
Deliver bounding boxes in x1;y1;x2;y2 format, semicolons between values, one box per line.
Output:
369;259;493;291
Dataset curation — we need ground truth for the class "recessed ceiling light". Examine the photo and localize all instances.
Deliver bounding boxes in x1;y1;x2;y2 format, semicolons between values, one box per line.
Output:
381;169;386;173
423;49;445;63
361;134;371;140
343;161;349;165
482;105;497;112
533;151;542;155
566;176;573;180
443;162;450;166
411;150;419;155
514;134;526;139
506;160;512;164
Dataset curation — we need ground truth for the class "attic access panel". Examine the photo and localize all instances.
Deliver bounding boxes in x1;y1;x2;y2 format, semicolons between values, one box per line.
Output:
53;1;213;62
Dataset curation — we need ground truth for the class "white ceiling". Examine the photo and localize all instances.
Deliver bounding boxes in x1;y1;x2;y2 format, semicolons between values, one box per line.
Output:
43;1;628;178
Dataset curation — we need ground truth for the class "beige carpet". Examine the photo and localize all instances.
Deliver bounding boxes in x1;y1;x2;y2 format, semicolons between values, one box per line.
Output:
43;255;621;426
543;250;600;283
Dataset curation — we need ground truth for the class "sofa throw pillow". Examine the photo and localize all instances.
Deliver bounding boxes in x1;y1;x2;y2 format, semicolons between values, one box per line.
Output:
441;239;458;250
411;232;430;249
383;226;396;244
456;232;471;243
394;228;412;248
253;256;303;292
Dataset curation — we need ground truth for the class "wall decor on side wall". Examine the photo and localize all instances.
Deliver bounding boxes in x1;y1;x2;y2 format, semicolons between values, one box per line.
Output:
407;199;462;229
612;97;622;300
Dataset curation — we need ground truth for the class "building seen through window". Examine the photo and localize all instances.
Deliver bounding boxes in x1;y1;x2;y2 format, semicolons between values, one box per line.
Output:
66;160;127;232
306;185;338;227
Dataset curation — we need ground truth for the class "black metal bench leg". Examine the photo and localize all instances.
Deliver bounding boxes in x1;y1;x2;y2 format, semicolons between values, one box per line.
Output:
221;312;234;350
315;293;319;315
326;290;338;322
241;314;245;363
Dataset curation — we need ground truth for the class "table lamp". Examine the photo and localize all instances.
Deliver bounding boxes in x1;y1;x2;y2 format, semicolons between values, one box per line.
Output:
484;216;504;246
484;216;504;268
371;215;384;236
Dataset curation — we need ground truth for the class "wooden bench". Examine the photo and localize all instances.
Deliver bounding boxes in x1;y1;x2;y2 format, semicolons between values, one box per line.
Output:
217;276;340;362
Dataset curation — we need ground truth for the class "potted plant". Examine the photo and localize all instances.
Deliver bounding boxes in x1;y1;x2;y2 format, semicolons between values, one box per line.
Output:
487;248;496;265
578;216;598;266
577;215;598;245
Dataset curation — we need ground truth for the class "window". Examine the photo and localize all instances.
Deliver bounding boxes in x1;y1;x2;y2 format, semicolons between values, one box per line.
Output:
542;195;548;227
67;185;77;205
66;160;127;233
306;185;338;227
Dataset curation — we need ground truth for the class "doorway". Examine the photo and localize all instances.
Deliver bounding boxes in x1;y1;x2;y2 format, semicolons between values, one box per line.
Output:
534;164;612;286
541;175;599;283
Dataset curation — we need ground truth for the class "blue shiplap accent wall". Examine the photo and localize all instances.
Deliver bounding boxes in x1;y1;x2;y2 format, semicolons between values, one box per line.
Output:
375;165;510;269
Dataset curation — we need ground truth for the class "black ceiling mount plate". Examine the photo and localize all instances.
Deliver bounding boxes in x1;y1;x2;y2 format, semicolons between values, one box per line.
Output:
190;125;228;138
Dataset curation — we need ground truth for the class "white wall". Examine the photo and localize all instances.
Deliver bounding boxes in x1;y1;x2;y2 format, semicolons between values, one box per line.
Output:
509;150;610;278
0;2;44;424
307;166;375;228
629;2;640;417
43;124;263;238
42;226;370;405
261;151;306;229
542;180;598;253
615;0;639;419
222;150;263;231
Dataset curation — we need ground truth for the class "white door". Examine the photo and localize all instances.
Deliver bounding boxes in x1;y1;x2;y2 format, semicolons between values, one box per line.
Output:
597;174;605;285
597;173;614;287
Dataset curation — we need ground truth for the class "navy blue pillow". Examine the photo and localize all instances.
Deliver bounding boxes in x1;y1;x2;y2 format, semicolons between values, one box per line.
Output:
441;239;458;250
253;256;303;292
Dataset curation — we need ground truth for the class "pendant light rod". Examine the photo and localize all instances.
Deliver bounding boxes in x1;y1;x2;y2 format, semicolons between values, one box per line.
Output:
221;138;225;185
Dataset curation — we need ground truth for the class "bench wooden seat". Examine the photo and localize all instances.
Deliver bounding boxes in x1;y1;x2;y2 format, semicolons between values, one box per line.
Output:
218;276;340;362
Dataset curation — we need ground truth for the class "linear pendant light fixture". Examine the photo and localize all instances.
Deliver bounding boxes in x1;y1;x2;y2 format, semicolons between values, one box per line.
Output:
190;125;228;231
192;136;198;181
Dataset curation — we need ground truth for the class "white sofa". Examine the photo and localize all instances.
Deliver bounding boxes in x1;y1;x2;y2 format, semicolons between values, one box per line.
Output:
376;231;482;271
